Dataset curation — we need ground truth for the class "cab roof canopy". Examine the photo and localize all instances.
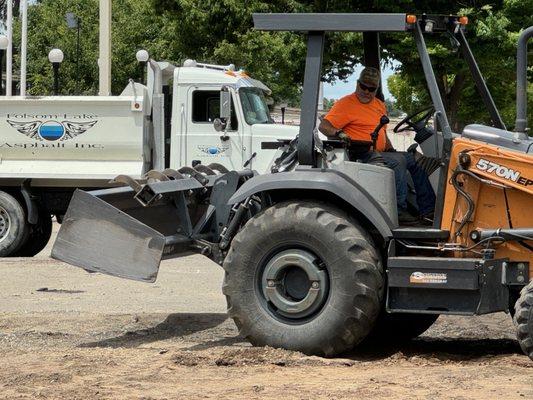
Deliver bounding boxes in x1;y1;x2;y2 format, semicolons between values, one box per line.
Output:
253;13;409;32
252;13;503;168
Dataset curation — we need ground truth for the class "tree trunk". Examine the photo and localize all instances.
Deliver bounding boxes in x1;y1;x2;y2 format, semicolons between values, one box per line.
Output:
446;73;466;132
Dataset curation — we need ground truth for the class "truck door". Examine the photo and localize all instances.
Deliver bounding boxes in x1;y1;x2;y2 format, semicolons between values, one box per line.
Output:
184;87;243;169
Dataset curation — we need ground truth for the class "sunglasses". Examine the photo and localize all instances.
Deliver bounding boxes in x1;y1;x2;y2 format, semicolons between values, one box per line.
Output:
358;81;377;93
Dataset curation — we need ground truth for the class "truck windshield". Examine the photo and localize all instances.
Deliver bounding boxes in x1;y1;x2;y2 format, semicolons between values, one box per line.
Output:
239;88;273;125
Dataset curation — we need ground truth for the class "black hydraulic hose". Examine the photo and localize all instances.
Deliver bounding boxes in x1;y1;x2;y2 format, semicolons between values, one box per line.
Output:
477;228;533;241
219;197;251;250
451;168;475;238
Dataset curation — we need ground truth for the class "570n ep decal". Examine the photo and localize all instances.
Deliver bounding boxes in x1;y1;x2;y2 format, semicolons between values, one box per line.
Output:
476;158;533;186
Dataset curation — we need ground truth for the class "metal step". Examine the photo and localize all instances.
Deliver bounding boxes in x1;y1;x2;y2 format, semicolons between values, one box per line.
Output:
392;227;449;240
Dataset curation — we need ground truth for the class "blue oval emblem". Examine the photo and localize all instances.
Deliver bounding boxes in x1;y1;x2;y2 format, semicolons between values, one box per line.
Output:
39;121;64;141
208;147;219;155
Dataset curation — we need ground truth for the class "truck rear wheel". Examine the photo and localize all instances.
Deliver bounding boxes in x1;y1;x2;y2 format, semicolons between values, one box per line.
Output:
223;201;384;356
13;210;53;257
514;281;533;360
0;191;28;257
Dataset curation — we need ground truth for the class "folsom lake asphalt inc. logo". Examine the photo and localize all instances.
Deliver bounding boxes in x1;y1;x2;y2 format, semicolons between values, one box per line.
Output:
197;144;230;156
6;114;98;142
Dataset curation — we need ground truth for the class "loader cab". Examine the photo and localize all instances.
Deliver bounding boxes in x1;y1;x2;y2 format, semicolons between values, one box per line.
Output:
255;13;527;229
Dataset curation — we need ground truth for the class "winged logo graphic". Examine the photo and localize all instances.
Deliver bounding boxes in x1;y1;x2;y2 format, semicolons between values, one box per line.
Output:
6;120;97;142
197;144;229;155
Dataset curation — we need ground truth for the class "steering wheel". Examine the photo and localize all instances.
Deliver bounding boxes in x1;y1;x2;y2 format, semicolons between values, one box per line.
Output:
393;105;435;133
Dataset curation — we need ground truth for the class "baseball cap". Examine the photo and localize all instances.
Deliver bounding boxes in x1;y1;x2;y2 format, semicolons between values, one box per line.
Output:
358;67;380;88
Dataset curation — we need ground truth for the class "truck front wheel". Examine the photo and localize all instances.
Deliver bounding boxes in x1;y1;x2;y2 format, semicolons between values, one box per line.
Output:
0;191;28;257
223;201;384;356
13;210;53;257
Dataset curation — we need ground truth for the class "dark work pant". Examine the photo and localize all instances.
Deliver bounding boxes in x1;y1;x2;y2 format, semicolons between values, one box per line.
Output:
350;150;435;215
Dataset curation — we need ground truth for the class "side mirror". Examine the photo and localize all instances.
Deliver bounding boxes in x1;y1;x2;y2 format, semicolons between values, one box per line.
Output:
220;86;232;120
213;118;227;132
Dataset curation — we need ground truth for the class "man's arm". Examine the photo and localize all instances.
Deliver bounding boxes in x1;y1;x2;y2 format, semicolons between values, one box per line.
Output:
318;118;340;138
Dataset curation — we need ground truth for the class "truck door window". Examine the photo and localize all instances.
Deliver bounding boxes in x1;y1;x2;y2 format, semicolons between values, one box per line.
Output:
192;90;238;130
239;87;273;125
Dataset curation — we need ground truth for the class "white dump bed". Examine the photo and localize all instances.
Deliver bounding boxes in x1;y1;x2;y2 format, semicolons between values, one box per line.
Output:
0;92;147;187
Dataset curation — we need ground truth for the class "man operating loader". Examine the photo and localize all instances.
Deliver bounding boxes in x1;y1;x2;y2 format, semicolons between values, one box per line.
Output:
318;66;435;224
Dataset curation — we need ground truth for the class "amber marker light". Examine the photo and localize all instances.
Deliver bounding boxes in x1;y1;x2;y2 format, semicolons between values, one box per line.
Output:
406;14;417;24
459;16;469;25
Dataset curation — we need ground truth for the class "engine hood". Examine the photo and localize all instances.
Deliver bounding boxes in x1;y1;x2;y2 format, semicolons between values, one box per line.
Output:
250;123;299;140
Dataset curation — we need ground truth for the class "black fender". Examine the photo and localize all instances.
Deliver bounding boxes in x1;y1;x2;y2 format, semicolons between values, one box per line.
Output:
228;169;396;239
21;180;39;225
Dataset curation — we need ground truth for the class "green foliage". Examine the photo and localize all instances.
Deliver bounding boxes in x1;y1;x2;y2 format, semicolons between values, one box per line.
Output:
384;97;403;118
7;0;532;132
323;97;336;111
13;0;169;95
386;1;533;131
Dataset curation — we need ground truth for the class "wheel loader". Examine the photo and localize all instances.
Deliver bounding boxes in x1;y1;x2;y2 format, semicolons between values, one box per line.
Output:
51;13;533;359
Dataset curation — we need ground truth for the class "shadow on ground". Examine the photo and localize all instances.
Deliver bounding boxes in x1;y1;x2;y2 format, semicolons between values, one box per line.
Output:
348;337;522;361
80;313;229;349
79;311;522;362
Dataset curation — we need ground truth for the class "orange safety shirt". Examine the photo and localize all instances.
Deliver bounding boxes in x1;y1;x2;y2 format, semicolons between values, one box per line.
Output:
324;93;388;152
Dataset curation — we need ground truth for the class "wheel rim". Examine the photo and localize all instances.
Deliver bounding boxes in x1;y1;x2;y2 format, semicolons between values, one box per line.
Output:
260;249;329;321
0;206;11;243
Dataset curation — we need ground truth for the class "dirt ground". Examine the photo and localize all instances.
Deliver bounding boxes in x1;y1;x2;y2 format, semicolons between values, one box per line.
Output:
0;226;532;399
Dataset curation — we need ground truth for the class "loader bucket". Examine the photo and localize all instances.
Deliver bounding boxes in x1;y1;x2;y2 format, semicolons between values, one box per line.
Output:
52;167;248;282
52;189;168;282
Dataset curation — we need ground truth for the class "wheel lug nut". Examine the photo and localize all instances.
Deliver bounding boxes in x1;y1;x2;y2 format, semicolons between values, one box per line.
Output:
267;280;275;287
311;282;319;289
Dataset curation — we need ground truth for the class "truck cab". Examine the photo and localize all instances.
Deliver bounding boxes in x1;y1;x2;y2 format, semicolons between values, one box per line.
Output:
167;60;298;173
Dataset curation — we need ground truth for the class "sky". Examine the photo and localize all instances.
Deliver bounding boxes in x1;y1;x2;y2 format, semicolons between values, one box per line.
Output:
323;63;397;100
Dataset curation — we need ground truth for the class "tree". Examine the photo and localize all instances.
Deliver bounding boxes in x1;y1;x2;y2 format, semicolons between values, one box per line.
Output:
385;98;402;118
6;0;531;132
323;97;336;111
12;0;170;95
386;1;533;131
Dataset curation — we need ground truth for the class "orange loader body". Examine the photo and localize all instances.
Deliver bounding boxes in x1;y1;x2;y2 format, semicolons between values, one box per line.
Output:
442;137;533;278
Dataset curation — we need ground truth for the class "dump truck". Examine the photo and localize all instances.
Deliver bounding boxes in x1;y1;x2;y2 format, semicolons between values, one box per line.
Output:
0;59;297;256
52;13;533;360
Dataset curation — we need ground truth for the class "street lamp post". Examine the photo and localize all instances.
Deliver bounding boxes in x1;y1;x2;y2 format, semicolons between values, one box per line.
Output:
0;36;9;96
66;12;81;94
48;49;64;95
136;49;149;85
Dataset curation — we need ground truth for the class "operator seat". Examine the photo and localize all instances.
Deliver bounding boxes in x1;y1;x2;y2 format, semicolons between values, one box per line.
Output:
462;124;533;154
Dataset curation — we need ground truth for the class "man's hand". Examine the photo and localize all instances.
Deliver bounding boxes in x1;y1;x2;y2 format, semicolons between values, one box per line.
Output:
337;130;351;144
384;136;396;152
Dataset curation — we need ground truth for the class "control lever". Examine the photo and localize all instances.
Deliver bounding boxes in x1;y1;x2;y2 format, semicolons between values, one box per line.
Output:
370;115;390;150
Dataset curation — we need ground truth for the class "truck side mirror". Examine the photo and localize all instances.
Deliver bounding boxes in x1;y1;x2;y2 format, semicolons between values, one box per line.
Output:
217;86;232;141
213;118;227;132
220;87;232;121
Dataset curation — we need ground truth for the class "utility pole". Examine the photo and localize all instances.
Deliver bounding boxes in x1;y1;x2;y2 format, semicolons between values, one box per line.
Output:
99;0;112;96
20;0;28;96
6;0;13;96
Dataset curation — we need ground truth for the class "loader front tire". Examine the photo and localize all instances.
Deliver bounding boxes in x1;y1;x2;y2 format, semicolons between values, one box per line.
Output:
0;191;28;257
223;201;384;356
514;281;533;360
